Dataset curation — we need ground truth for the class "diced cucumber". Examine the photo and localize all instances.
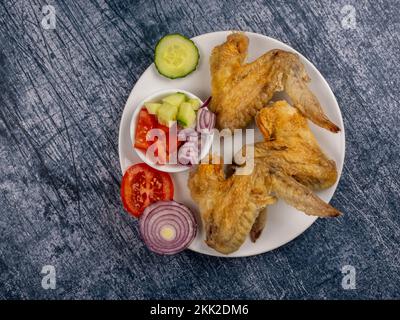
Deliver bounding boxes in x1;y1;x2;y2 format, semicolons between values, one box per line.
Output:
144;102;162;114
162;93;186;106
157;102;179;127
154;34;200;79
188;98;201;111
177;102;196;128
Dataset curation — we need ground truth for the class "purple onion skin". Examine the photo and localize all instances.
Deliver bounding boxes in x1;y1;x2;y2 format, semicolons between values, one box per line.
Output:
139;201;197;255
200;96;212;109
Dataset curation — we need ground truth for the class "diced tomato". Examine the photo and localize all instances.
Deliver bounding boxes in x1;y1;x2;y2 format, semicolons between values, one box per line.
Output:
120;163;174;217
154;123;183;162
134;108;157;150
134;108;183;163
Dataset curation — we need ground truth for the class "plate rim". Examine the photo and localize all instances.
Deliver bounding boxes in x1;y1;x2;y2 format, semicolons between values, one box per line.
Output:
118;30;346;258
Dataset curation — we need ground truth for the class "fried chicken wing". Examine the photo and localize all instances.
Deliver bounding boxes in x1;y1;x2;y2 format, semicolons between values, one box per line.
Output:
188;101;340;254
254;101;338;190
210;33;340;132
189;161;276;254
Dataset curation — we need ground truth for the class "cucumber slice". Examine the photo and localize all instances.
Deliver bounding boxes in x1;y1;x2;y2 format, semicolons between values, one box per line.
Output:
157;102;179;127
177;102;196;128
144;102;162;114
162;93;186;106
188;98;201;111
154;34;199;79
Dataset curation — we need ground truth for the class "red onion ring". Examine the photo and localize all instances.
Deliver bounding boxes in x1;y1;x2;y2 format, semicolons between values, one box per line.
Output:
139;201;197;255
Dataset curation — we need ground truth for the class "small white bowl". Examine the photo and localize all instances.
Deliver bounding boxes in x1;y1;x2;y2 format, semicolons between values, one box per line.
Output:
130;89;213;173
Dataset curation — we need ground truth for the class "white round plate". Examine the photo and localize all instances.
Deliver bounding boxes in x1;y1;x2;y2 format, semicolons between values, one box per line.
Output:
118;31;345;257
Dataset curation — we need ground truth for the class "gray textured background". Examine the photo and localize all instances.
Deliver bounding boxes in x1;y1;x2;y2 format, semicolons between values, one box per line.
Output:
0;0;399;299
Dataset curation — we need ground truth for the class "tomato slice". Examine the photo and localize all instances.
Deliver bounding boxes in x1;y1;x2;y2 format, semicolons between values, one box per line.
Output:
134;108;157;150
120;163;174;217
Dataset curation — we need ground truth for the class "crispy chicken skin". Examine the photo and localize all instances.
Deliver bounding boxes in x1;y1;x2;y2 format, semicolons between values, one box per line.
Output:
188;101;340;254
210;33;340;132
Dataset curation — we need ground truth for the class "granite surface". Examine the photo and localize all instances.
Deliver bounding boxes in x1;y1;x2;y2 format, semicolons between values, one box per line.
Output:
0;0;399;299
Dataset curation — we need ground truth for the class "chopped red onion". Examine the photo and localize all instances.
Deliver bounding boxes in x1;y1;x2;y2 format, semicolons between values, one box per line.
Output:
178;141;199;165
178;128;198;142
196;107;216;133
